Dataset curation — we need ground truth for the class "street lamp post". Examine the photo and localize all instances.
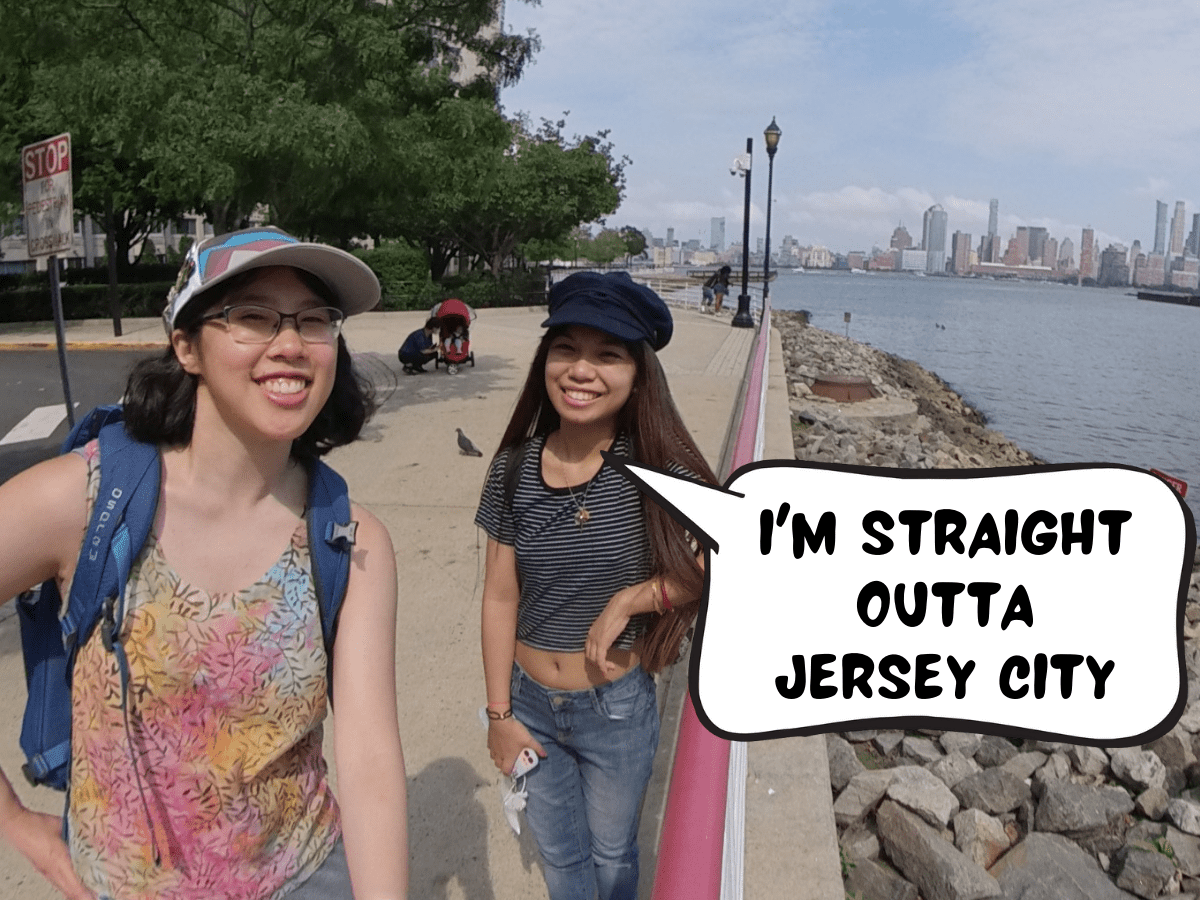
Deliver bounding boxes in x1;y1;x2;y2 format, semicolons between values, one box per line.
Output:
762;117;781;313
732;137;755;328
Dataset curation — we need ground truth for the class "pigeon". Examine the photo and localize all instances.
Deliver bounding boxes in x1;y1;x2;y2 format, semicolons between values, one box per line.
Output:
456;428;483;457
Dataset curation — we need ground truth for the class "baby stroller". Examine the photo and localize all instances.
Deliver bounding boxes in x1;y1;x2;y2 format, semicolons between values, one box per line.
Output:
431;298;475;374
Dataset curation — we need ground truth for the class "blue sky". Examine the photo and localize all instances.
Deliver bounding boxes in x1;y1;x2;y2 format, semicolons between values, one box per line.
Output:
499;0;1200;256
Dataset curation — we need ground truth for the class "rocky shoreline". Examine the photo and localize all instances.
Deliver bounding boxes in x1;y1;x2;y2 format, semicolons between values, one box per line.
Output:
775;311;1200;900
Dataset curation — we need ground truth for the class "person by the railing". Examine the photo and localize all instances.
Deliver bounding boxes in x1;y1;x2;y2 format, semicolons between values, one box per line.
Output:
475;272;717;900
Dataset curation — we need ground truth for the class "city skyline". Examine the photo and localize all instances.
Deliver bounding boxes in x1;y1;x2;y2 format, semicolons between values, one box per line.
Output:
499;0;1200;259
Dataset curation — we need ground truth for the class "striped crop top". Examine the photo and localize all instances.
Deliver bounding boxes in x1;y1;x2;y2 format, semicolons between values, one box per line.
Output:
475;433;662;653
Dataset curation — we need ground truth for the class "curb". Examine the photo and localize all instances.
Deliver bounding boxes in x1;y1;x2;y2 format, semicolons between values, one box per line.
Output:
0;341;167;351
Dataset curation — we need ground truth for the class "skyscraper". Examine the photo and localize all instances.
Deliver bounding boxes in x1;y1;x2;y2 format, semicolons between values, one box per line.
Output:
988;199;998;238
1080;228;1097;283
1170;201;1186;258
1154;201;1168;255
710;217;725;252
922;205;948;273
951;231;972;275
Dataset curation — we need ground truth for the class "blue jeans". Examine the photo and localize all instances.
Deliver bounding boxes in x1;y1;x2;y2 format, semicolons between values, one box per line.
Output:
511;661;660;900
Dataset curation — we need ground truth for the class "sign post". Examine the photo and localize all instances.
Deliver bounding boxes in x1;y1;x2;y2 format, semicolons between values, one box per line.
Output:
21;132;75;428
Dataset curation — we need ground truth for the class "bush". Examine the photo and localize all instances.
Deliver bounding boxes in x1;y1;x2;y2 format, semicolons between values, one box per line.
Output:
438;269;548;308
0;283;173;323
353;242;440;311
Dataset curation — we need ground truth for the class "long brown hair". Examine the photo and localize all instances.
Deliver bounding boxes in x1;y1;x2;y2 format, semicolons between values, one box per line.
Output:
496;326;718;673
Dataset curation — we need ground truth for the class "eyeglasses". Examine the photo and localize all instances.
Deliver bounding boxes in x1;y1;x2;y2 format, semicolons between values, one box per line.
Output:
201;305;345;344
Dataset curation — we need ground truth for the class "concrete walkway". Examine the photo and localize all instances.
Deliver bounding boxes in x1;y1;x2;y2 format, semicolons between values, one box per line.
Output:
0;305;841;899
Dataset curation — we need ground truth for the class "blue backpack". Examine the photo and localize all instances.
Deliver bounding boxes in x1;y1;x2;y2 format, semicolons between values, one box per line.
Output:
17;405;358;792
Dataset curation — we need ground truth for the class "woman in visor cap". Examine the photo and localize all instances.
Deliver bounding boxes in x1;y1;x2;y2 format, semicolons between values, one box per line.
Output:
475;271;717;900
0;227;407;899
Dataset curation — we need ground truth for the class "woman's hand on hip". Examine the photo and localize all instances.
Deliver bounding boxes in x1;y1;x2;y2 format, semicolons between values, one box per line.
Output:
487;717;547;775
586;582;647;677
1;807;95;900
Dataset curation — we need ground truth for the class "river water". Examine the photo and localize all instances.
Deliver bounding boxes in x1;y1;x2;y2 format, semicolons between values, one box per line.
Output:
768;270;1200;531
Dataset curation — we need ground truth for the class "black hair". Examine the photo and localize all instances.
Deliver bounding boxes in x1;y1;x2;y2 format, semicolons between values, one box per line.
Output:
495;325;717;673
123;266;376;461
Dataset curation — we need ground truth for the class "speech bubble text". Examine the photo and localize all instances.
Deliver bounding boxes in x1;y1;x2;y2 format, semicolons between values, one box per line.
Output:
606;460;1194;747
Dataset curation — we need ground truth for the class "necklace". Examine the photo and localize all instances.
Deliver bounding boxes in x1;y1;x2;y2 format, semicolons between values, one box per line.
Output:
566;477;592;527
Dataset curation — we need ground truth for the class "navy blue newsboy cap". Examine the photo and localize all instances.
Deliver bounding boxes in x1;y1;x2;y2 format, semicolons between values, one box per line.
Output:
543;272;673;351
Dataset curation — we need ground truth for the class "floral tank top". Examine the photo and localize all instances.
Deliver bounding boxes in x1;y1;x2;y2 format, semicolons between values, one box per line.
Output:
67;441;341;900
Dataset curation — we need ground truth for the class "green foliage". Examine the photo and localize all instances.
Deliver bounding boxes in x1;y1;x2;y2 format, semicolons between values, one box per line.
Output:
840;847;857;878
619;226;647;258
0;283;171;323
354;242;439;311
1150;836;1176;861
585;229;628;266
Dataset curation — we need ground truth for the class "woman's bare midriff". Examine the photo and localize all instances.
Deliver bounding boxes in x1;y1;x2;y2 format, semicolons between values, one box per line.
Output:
516;639;643;691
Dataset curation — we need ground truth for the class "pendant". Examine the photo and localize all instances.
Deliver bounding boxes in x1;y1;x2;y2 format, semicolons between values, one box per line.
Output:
574;507;591;527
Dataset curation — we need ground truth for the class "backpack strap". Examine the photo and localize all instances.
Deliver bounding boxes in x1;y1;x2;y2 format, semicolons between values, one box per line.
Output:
60;422;160;661
19;413;159;791
306;460;356;702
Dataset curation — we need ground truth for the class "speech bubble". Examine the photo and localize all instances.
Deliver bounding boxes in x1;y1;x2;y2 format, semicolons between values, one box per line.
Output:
605;459;1195;747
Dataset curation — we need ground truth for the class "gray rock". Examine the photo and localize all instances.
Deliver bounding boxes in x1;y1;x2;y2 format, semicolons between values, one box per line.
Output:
1037;781;1135;832
1167;826;1200;877
1147;725;1195;771
844;729;880;742
904;735;945;765
835;768;897;827
1109;748;1167;793
953;808;1012;869
875;730;906;756
941;732;984;757
1067;745;1109;777
1031;752;1072;792
887;765;962;828
953;768;1032;815
931;751;984;790
826;733;865;793
1168;798;1200;836
1036;781;1134;853
975;736;1021;768
1000;751;1048;781
840;820;881;862
989;833;1139;900
1135;786;1169;821
1113;843;1177;899
875;800;1000;900
844;855;919;900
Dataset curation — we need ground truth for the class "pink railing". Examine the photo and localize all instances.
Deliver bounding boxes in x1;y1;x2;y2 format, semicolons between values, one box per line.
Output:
651;302;773;900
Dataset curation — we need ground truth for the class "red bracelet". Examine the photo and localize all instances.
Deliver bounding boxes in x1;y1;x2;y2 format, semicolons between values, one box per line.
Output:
659;579;673;613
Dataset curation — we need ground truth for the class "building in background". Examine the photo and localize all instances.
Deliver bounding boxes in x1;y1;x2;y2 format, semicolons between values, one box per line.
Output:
1098;244;1130;286
889;224;913;250
1058;237;1075;272
1134;253;1166;287
1079;228;1097;283
922;204;947;274
1170;201;1187;259
1188;215;1200;257
951;231;972;275
1154;201;1168;255
710;217;725;252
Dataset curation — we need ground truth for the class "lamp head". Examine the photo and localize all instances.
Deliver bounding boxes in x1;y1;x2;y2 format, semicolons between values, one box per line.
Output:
764;117;782;158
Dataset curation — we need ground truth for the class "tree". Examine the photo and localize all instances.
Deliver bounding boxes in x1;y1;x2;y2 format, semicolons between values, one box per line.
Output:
1;0;539;250
585;229;628;266
619;226;647;260
452;116;627;276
